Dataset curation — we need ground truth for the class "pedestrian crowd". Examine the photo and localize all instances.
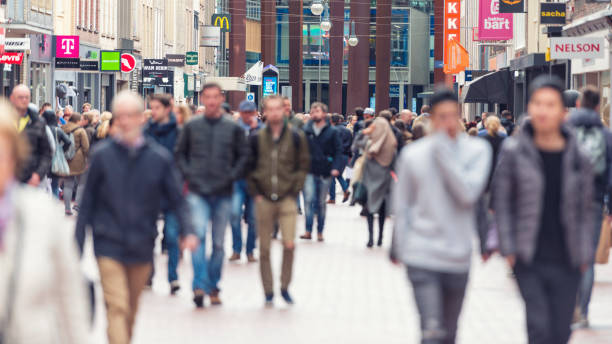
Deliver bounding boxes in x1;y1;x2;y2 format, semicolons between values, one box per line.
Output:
0;75;611;344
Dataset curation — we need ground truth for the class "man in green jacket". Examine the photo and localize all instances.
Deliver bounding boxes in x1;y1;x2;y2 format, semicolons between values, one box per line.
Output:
248;95;310;305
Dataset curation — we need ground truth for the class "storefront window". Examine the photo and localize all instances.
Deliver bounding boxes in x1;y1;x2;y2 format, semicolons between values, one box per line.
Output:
30;63;50;107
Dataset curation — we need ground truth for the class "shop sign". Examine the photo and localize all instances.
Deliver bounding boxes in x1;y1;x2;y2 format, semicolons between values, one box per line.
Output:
80;59;99;71
0;28;4;55
443;0;461;70
56;36;79;58
540;3;566;25
55;57;80;69
0;52;23;64
186;51;198;65
120;53;136;73
478;0;513;41
201;26;221;47
550;37;604;59
212;14;231;33
499;0;524;13
143;59;170;86
166;54;185;67
100;51;121;71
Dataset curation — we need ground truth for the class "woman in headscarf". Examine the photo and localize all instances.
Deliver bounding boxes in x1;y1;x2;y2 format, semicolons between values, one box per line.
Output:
361;117;398;247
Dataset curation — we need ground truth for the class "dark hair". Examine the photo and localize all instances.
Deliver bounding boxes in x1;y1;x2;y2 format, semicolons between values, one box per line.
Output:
388;107;398;116
378;110;393;122
475;115;482;123
354;107;364;117
412;124;426;140
310;102;328;113
394;120;406;132
42;109;57;126
41;102;52;109
579;86;600;110
501;110;512;119
563;90;580;108
201;82;223;94
331;113;344;124
528;75;565;103
148;93;172;108
430;88;457;111
69;113;82;123
420;105;431;114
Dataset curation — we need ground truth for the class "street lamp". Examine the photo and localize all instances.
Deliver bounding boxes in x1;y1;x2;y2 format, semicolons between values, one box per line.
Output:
321;7;332;32
311;0;324;16
348;20;359;47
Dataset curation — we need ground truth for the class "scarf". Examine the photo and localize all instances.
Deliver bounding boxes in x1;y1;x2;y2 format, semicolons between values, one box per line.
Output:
366;117;397;167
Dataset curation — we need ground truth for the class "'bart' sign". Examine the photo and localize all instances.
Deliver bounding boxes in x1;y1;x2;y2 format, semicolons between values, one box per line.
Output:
212;14;231;32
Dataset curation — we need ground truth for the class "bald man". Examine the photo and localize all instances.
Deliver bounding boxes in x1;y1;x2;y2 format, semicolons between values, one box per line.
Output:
9;84;51;186
399;110;414;131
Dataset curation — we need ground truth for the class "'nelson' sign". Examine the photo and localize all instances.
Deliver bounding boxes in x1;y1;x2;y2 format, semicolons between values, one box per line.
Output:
550;37;605;60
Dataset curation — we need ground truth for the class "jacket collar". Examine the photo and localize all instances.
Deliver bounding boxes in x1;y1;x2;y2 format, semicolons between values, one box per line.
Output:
304;119;330;134
145;113;177;134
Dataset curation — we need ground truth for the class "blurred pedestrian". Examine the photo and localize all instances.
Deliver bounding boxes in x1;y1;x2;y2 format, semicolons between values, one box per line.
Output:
76;91;197;344
229;100;262;263
175;104;193;127
399;110;414;132
81;112;97;145
143;93;183;295
391;88;491;344
42;110;71;198
82;102;92;113
9;84;51;187
92;111;113;147
493;76;596;344
175;83;249;308
361;117;397;247
501;110;515;136
568;85;612;328
481;115;505;190
328;113;352;204
248;95;310;305
300;102;343;242
61;113;90;216
0;101;91;343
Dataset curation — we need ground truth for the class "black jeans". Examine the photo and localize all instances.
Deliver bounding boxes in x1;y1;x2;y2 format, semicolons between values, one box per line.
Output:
514;262;581;344
407;266;469;344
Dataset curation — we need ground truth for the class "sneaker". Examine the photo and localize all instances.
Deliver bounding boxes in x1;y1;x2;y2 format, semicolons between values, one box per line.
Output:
209;289;222;306
265;293;274;306
170;281;180;295
228;253;241;262
342;191;351;203
280;289;294;305
247;254;258;263
65;211;74;217
72;204;80;212
300;233;312;240
193;289;205;308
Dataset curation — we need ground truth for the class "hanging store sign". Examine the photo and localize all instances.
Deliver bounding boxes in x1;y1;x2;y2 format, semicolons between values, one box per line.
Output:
186;51;198;65
540;3;566;25
444;39;469;74
478;0;513;41
0;52;23;64
443;0;461;73
499;0;524;13
212;13;231;32
143;59;171;86
166;54;185;67
201;26;221;47
100;51;121;71
550;37;605;60
79;59;99;71
55;57;80;69
56;35;79;58
120;53;136;73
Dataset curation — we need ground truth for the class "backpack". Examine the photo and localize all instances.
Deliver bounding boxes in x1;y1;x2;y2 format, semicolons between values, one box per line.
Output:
64;128;79;161
575;126;607;176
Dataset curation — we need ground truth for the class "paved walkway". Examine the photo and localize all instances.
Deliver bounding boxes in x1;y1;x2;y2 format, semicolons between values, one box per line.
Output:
86;201;612;343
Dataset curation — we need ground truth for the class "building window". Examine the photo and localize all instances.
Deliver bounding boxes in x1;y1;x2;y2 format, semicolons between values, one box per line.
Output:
247;0;260;21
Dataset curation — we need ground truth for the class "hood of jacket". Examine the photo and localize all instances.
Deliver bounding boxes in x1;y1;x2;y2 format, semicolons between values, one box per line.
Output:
568;108;603;128
62;121;80;133
145;114;178;136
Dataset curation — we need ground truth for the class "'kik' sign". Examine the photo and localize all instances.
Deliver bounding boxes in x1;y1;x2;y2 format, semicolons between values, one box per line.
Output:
444;0;461;68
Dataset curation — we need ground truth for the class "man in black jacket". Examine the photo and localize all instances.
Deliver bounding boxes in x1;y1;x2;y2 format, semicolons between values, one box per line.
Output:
328;114;352;204
299;102;343;242
76;91;197;344
10;84;51;186
175;83;249;307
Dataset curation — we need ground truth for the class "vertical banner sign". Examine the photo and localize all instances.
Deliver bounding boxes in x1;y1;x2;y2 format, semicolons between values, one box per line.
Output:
499;0;524;13
443;0;461;73
479;0;513;41
0;28;5;56
444;39;470;74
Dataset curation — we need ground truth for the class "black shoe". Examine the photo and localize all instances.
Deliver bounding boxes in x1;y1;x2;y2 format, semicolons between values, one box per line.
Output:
367;239;374;248
193;290;205;308
170;281;180;295
377;238;383;247
281;289;294;305
265;293;274;306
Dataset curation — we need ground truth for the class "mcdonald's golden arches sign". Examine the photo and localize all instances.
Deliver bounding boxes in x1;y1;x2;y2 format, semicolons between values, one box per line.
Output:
212;14;231;32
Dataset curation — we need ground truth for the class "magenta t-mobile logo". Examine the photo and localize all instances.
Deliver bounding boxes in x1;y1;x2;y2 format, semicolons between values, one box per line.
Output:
56;36;79;58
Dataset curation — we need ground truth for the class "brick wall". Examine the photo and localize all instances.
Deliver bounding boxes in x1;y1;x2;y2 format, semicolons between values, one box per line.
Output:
570;0;609;21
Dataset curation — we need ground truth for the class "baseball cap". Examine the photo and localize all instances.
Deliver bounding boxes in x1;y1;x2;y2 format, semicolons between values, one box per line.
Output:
239;100;257;112
364;107;375;115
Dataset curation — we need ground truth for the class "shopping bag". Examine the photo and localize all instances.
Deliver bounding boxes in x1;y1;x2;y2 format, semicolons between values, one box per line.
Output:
596;217;611;264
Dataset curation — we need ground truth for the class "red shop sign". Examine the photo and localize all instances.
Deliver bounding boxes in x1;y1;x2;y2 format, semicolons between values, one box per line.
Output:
0;52;24;64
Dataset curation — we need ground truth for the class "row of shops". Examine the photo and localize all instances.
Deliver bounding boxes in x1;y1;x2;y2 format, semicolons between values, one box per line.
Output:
1;33;206;112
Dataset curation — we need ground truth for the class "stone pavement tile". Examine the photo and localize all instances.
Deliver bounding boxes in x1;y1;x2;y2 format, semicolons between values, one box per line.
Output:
83;201;612;344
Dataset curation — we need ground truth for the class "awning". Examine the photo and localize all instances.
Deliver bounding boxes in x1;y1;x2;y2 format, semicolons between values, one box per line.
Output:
461;69;511;104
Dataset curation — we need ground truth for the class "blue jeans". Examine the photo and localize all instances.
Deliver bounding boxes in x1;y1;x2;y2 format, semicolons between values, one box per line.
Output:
164;211;180;283
328;175;349;201
304;174;332;233
50;176;60;198
188;193;232;293
230;180;257;255
577;201;604;318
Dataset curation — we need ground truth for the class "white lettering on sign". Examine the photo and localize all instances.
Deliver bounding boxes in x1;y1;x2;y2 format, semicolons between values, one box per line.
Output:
550;37;605;60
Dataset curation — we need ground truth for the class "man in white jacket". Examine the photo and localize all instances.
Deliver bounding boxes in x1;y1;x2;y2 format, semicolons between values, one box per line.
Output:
391;88;491;344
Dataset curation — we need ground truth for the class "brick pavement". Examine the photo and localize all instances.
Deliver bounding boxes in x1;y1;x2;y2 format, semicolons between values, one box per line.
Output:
86;202;612;343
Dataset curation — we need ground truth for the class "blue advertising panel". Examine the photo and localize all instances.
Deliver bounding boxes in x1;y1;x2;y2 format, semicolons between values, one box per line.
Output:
263;76;278;97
